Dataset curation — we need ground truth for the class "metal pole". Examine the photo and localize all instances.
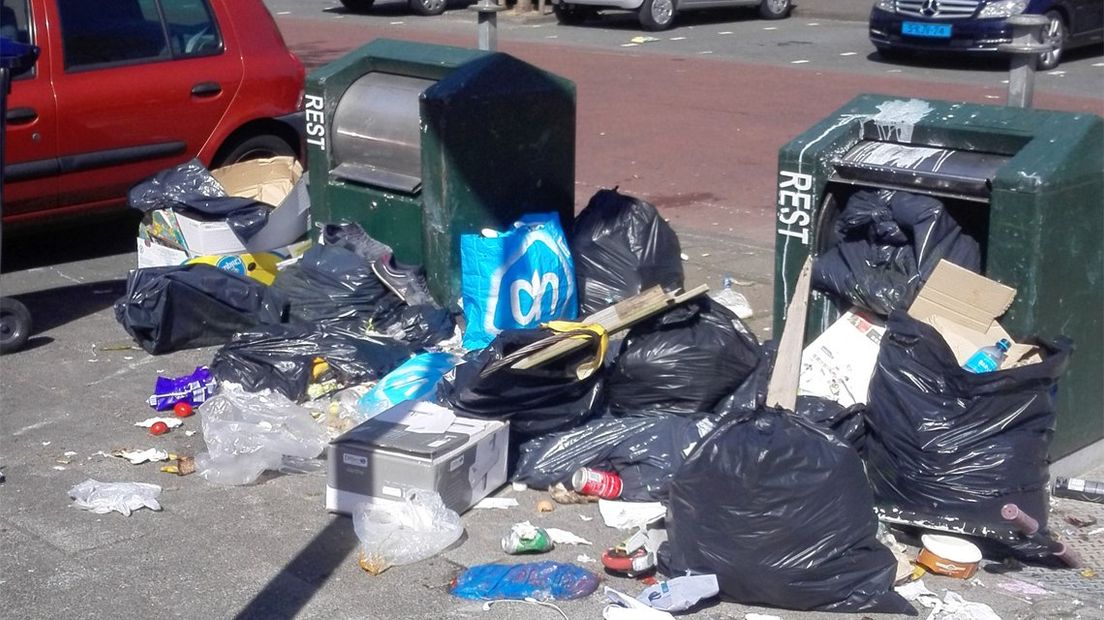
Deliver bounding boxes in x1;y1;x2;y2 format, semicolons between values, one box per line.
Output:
469;0;507;51
999;15;1051;108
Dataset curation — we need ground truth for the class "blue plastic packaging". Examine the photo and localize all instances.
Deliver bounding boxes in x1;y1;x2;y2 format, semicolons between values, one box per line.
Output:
147;366;217;411
356;352;459;420
460;213;577;350
450;561;599;601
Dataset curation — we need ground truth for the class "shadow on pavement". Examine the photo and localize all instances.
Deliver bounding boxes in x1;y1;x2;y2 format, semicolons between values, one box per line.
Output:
233;515;359;620
2;211;140;273
7;279;127;336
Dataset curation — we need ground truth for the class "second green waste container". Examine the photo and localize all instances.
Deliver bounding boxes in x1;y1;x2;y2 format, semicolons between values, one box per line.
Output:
305;39;576;306
773;94;1103;459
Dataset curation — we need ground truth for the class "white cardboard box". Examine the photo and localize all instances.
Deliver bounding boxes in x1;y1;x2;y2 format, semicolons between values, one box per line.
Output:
173;157;311;256
326;401;509;515
799;308;886;407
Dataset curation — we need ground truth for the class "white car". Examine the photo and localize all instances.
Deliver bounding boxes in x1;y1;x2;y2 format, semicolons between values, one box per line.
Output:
552;0;792;30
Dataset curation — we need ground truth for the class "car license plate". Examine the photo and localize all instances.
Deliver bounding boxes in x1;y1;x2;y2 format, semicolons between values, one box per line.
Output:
902;21;952;38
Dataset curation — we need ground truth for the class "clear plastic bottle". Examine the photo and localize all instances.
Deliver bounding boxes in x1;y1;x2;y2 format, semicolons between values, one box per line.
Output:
962;338;1011;374
711;274;753;319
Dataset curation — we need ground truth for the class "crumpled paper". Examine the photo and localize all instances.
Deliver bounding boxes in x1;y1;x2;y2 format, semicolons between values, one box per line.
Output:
896;581;1001;620
68;479;161;516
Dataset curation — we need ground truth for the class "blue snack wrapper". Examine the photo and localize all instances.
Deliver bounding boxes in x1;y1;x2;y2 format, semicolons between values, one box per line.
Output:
148;366;217;410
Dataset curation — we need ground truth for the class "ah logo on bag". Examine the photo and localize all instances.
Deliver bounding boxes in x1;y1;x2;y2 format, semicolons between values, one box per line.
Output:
484;227;576;335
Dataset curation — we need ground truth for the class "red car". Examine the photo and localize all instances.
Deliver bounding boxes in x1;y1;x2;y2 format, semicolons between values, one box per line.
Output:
1;0;305;226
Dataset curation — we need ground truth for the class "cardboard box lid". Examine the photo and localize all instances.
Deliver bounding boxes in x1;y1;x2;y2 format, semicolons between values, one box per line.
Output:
211;156;303;208
332;401;506;461
908;260;1016;334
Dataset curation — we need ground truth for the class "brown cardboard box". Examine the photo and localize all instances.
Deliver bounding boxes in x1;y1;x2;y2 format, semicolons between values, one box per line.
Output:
908;260;1040;368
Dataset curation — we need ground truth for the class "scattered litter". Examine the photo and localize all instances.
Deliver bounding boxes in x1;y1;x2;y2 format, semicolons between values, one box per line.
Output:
1047;70;1066;76
512;482;528;492
604;586;675;620
745;615;783;620
840;52;858;56
111;448;171;465
355;490;462;575
63;451;77;457
679;253;689;261
621;43;640;47
473;497;519;510
718;31;733;35
576;553;596;564
791;60;810;64
700;253;710;258
1065;514;1098;527
698;50;714;54
1087;526;1104;536
668;36;686;40
135;417;183;430
899;583;1002;620
389;20;404;24
579;514;594;522
503;522;555;554
68;479;161;516
599;499;665;529
806;21;819;25
52;466;66;471
536;500;555;513
637;574;719;612
149;421;171;436
887;68;902;73
160;456;196;476
545;527;592;546
763;26;777;30
184;430;196;437
452;562;599;601
996;578;1049;596
41;441;51;446
630;36;659;43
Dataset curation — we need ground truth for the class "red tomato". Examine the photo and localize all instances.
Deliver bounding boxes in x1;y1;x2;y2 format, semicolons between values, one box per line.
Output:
173;402;194;418
149;421;170;436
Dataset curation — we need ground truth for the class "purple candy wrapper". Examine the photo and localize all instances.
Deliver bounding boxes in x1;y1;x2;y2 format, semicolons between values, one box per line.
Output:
148;366;217;411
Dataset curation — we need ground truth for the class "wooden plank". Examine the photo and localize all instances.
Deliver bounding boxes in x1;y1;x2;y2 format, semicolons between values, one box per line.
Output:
766;257;813;412
510;284;709;370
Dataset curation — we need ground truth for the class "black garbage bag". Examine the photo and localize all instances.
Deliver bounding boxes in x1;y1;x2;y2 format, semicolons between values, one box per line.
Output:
512;414;712;501
659;407;913;614
379;304;455;350
812;189;981;316
438;328;605;439
572;188;684;314
864;311;1071;532
210;322;411;402
128;159;269;242
607;297;761;416
272;244;403;328
713;340;866;452
115;265;288;354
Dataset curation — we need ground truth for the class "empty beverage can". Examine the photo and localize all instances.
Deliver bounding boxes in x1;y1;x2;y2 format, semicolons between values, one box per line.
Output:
572;467;623;499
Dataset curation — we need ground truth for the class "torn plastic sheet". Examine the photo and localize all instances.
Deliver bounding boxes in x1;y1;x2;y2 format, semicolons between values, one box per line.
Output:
68;479;162;516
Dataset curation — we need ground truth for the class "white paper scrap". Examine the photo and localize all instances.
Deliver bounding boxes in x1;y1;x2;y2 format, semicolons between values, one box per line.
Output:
599;499;665;529
545;528;592;545
472;497;519;510
134;417;183;429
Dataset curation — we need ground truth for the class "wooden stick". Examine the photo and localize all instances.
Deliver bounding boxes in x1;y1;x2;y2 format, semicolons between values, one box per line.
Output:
766;257;813;411
510;284;710;370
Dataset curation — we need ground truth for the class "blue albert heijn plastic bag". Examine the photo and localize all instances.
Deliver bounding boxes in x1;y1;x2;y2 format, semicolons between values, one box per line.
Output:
460;213;577;350
355;352;460;420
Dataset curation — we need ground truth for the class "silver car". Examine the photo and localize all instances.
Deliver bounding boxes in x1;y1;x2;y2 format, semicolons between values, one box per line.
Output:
551;0;792;30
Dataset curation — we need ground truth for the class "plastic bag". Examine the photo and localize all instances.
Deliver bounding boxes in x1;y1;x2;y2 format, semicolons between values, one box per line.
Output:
379;304;455;349
439;328;604;439
659;407;912;613
194;383;328;485
864;311;1070;532
210;322;411;402
128;159;269;242
272;244;403;328
356;352;460;420
812;189;981;316
115;264;289;354
572;188;684;315
460;213;578;350
607;297;761;415
512;414;711;502
353;490;463;575
451;561;600;601
68;479;161;516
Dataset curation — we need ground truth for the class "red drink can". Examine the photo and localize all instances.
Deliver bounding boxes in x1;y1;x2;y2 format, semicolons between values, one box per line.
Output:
572;467;623;499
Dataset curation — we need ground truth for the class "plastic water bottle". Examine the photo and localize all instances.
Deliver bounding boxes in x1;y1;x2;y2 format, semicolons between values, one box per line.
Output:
962;338;1011;373
712;275;753;320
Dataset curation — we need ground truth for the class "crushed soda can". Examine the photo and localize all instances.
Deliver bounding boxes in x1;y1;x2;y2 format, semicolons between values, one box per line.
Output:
573;467;623;499
502;521;554;554
148;366;217;411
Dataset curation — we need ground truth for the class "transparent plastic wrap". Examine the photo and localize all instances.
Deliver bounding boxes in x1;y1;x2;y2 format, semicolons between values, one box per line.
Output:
865;311;1071;537
572;188;684;315
659;407;912;614
513;414;709;502
438;328;605;439
195;383;328;485
210;322;411;402
353;490;463;575
127;159;269;241
68;480;162;516
607;297;762;416
812;189;981;317
356;352;459;420
114;264;289;355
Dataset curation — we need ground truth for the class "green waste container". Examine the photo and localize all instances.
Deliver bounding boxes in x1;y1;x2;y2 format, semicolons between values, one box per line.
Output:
774;94;1103;459
305;39;576;306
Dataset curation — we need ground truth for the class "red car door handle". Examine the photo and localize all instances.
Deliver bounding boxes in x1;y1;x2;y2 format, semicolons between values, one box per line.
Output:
6;107;37;124
190;82;222;97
